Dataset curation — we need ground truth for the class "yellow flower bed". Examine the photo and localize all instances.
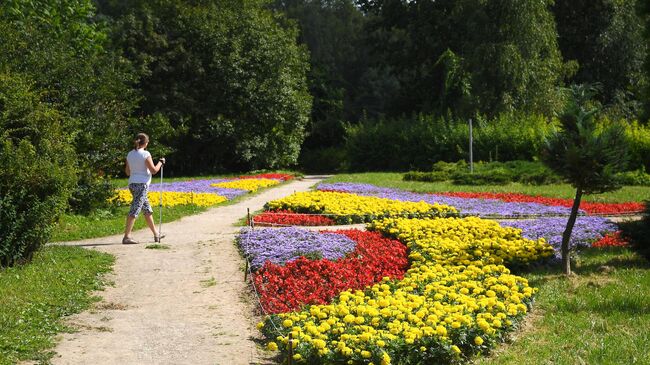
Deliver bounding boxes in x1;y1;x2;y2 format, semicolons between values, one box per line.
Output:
259;216;554;364
112;190;226;208
265;191;458;224
211;178;280;192
373;216;554;267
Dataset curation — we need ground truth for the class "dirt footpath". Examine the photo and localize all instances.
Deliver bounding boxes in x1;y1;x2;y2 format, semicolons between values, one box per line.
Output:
51;176;325;365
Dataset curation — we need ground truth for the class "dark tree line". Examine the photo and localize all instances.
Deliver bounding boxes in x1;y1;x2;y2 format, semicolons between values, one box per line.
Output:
284;0;648;170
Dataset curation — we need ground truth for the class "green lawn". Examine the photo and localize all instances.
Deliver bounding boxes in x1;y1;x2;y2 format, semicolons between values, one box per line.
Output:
0;246;114;364
53;172;299;242
474;247;650;365
52;204;206;242
324;172;650;203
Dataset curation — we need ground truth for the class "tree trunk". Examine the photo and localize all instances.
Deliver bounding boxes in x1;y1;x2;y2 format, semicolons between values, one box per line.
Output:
561;187;583;276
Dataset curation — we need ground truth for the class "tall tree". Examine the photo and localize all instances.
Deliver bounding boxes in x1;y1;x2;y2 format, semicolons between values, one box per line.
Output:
639;0;650;121
553;0;647;119
359;0;565;118
541;85;628;275
0;0;139;213
100;0;312;174
271;0;370;172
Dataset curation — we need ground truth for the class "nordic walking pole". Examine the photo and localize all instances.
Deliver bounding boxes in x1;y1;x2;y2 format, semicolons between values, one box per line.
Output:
158;163;164;241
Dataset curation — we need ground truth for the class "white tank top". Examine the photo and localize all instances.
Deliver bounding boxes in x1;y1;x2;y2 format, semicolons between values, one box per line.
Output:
127;149;152;184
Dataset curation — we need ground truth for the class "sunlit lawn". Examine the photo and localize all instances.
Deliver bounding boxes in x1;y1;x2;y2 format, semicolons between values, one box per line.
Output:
0;246;113;364
53;172;299;242
324;172;650;203
475;247;650;364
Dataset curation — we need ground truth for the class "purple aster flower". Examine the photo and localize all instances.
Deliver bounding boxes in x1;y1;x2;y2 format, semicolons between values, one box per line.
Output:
501;216;618;259
237;227;357;269
148;179;248;200
317;182;579;218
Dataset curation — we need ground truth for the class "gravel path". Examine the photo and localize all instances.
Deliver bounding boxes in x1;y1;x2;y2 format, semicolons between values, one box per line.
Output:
50;176;325;365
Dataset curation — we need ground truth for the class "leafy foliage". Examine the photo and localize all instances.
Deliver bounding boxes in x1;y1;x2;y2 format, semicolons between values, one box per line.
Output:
345;114;556;171
0;0;138;213
542;85;628;194
0;74;76;267
541;84;628;274
639;0;650;120
553;0;647;119
359;0;565;118
102;0;311;173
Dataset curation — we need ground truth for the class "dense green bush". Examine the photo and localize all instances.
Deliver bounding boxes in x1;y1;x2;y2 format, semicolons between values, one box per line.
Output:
0;74;76;267
451;168;513;185
103;0;312;173
403;171;450;182
615;168;650;186
345;114;556;171
0;1;139;214
623;120;650;172
403;160;563;185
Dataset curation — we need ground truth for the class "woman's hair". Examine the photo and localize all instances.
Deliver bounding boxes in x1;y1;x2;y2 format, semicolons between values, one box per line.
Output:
134;133;149;149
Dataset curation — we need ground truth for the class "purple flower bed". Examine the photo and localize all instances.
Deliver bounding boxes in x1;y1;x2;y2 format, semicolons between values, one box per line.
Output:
148;179;248;200
238;227;357;269
317;182;577;218
500;217;618;258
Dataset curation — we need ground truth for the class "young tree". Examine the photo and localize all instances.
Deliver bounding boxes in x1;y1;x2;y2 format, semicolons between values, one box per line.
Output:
541;85;628;275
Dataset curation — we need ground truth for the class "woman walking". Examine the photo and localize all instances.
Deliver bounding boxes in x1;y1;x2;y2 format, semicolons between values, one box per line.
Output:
123;133;165;245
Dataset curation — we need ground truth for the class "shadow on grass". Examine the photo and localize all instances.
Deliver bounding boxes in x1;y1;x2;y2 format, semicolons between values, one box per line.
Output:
513;245;650;289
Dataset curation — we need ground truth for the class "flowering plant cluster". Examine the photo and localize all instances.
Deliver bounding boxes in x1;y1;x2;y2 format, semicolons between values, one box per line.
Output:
254;230;409;313
238;173;294;181
265;191;458;224
149;179;248;200
259;216;554;364
111;189;226;207
113;175;291;208
317;183;576;218
211;178;280;192
592;231;628;248
238;227;356;269
252;210;336;226
500;216;617;258
439;191;644;215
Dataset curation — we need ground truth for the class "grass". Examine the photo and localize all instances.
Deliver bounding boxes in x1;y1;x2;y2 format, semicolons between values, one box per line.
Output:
0;246;114;364
324;172;650;203
474;247;650;364
53;171;301;242
52;205;206;242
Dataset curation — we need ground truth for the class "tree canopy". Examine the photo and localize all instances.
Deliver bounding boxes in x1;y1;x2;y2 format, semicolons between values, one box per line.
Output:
101;0;312;174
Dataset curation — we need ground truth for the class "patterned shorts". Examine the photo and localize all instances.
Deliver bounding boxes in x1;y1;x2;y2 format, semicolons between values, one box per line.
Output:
128;183;154;217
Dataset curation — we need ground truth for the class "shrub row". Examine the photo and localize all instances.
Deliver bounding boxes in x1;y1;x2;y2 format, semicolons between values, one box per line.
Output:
344;114;650;173
0;74;76;267
404;161;563;185
404;160;650;186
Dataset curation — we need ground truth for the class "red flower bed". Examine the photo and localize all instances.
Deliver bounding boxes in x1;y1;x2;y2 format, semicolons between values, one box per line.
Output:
253;230;409;313
253;210;336;226
438;192;644;215
238;173;294;181
592;231;628;248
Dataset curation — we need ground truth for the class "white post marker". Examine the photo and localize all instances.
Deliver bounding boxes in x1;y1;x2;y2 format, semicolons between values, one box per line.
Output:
469;118;474;174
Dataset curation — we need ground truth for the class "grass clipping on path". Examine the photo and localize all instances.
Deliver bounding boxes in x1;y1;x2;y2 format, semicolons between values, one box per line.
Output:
0;246;114;365
145;244;171;250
